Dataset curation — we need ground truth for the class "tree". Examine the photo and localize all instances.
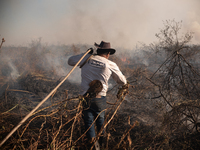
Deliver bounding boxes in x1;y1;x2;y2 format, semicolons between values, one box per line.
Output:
148;20;200;135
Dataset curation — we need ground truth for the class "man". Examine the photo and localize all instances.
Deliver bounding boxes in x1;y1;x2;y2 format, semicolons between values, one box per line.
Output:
68;41;127;147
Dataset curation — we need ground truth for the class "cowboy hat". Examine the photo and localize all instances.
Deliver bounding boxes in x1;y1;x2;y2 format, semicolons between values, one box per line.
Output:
94;41;116;55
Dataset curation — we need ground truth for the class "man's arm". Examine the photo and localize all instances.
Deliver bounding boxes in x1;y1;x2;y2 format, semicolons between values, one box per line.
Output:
68;53;91;66
109;62;127;85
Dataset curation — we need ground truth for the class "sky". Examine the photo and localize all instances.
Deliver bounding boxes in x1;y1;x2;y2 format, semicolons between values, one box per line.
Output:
0;0;200;49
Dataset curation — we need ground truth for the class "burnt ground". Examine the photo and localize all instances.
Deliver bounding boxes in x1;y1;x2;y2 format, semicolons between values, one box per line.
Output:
0;73;200;150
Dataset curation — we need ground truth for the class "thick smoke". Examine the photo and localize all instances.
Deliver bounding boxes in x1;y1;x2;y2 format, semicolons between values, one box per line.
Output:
0;0;200;49
0;56;20;80
0;40;86;85
183;10;200;43
0;0;200;84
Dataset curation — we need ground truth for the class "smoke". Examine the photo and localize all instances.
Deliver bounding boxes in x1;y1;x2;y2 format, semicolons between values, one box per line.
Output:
1;0;200;49
1;0;200;85
183;10;200;44
44;53;68;77
43;52;82;83
0;55;20;80
0;43;84;86
8;61;20;80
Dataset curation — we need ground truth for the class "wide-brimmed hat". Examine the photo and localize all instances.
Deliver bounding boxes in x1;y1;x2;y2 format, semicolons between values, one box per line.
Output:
94;41;116;55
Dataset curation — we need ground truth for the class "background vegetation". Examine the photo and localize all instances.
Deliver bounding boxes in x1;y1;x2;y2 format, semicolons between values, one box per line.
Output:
0;20;200;149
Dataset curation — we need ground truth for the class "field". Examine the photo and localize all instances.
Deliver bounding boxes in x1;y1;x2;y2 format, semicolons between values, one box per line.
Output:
0;21;200;150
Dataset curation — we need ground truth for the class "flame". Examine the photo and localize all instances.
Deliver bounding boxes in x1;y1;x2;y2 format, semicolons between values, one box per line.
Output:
121;57;130;64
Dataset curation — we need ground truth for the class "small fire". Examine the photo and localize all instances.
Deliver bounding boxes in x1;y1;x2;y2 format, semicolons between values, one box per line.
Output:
121;57;130;64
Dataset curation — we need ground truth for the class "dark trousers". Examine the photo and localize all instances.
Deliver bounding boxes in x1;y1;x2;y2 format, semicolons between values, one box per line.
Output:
83;96;106;142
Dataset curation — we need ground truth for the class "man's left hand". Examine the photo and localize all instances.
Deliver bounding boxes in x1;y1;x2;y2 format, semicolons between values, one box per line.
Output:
87;48;93;54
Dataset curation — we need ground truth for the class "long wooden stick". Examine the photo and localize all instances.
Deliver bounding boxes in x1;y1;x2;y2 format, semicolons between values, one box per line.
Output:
0;49;91;147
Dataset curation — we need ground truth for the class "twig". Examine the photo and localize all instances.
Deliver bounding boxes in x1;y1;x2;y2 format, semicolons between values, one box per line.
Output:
116;121;138;149
1;104;19;115
20;110;59;138
145;77;173;108
6;89;34;94
0;38;5;50
34;117;46;149
179;53;200;77
56;113;87;149
69;101;82;147
50;116;62;149
150;51;178;79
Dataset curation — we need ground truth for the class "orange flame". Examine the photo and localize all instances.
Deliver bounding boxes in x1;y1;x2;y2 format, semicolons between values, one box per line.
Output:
121;57;130;64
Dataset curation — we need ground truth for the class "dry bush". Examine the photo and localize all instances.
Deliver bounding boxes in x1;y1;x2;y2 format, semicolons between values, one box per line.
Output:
0;73;137;150
145;20;200;149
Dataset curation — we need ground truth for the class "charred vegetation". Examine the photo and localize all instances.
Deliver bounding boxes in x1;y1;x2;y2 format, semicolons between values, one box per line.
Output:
0;20;200;149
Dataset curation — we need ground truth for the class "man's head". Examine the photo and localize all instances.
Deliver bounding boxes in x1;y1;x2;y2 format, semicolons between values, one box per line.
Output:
98;52;110;59
94;41;116;55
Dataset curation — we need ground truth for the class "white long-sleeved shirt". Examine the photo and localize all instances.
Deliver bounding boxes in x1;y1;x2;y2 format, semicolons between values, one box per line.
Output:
68;53;127;96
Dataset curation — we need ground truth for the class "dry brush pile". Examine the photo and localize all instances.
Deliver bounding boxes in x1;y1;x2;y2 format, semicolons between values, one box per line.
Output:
0;72;152;150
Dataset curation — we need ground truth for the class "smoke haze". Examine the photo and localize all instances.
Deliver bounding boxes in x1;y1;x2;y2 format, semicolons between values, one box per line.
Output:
1;0;200;49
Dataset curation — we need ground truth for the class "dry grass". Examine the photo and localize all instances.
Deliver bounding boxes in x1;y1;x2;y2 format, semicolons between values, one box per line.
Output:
0;35;200;149
0;74;138;150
